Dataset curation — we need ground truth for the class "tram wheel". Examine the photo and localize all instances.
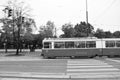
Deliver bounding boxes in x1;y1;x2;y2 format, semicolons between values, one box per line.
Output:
108;55;114;58
70;56;75;59
43;56;48;59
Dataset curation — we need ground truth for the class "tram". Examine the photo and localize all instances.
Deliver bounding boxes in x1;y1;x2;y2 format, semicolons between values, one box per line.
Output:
41;37;120;58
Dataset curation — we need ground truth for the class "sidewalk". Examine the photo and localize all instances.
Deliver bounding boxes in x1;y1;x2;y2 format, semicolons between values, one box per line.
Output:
0;56;43;61
0;72;68;79
0;49;42;61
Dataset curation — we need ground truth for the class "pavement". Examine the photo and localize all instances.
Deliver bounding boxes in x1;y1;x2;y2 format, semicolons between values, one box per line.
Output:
0;50;120;80
0;57;120;80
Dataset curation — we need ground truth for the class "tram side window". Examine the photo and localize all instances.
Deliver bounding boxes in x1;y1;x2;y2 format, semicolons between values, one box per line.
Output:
116;41;120;47
65;42;74;48
74;41;85;48
106;41;115;48
54;42;65;48
44;42;52;48
86;41;96;48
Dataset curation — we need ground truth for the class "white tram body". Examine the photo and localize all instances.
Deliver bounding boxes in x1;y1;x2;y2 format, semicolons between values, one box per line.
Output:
41;38;120;58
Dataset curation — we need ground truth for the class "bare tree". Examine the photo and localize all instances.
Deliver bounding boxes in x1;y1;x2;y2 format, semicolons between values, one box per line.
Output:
0;0;36;55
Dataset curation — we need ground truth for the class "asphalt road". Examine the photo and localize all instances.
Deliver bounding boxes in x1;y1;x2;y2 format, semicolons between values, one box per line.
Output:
0;58;120;80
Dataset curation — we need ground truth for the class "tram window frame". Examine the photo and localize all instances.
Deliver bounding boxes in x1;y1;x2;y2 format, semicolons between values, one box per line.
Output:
105;41;115;48
54;42;65;48
86;41;96;48
74;41;86;48
116;41;120;47
43;42;52;48
65;42;74;48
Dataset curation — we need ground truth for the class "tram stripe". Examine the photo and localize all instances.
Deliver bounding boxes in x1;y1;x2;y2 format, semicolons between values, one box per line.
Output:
71;74;120;78
67;68;119;72
67;65;113;68
67;64;108;66
67;61;108;65
67;72;120;75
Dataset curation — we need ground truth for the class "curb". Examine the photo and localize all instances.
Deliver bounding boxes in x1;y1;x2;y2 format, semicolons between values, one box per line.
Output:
0;72;69;79
0;57;43;61
1;72;120;79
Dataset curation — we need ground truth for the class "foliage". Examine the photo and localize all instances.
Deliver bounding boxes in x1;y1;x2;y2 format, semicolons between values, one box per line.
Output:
60;21;94;38
0;0;36;54
94;28;106;38
60;23;75;38
104;31;113;38
74;22;94;37
39;21;55;38
94;28;114;38
113;31;120;38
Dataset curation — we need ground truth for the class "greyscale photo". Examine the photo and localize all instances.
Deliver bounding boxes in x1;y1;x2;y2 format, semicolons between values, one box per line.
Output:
0;0;120;80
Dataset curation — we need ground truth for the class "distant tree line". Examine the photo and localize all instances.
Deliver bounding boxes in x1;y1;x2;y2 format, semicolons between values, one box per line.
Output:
60;22;120;38
1;20;120;50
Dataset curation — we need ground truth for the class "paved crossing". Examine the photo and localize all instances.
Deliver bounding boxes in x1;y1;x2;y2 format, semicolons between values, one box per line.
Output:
66;59;120;78
0;58;120;80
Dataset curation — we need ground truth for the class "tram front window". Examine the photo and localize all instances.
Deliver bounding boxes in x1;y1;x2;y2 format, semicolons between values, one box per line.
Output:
116;41;120;47
54;42;65;48
106;41;115;48
74;41;85;48
44;42;52;48
86;41;96;48
65;42;74;48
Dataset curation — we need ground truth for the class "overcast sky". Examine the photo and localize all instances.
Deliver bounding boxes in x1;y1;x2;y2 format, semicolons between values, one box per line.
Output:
0;0;120;35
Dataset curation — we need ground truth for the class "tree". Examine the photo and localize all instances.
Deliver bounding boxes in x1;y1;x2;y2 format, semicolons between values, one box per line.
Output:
0;0;36;55
33;34;44;49
0;18;13;52
113;31;120;38
74;22;94;37
94;28;106;38
94;28;113;38
60;23;75;38
104;31;113;38
39;21;55;38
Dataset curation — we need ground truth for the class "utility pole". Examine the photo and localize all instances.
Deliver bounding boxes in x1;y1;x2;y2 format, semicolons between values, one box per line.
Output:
86;0;88;24
86;0;89;36
55;27;57;38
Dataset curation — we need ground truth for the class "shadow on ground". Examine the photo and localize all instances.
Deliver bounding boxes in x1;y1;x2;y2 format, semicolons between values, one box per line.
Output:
5;53;25;57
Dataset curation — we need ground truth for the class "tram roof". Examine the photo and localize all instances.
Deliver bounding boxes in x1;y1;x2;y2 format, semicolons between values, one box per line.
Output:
43;37;98;42
43;37;120;42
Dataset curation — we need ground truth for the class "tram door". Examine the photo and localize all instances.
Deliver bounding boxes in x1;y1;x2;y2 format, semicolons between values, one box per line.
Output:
96;40;104;56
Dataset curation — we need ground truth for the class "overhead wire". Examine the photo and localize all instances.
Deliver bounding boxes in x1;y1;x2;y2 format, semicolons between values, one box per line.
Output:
93;0;117;23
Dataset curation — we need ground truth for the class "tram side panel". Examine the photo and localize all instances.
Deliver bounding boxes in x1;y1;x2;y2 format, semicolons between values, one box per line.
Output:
42;40;102;58
103;48;120;57
42;38;120;58
42;48;101;58
102;40;120;57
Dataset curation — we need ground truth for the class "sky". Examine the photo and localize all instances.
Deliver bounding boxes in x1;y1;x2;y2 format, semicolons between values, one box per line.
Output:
0;0;120;36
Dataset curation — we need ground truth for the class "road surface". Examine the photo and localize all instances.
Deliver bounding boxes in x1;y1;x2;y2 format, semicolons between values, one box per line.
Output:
0;58;120;80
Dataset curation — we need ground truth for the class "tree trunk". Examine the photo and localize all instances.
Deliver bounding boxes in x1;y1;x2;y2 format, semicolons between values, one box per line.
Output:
16;24;20;55
5;43;7;53
16;38;20;55
5;31;8;53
